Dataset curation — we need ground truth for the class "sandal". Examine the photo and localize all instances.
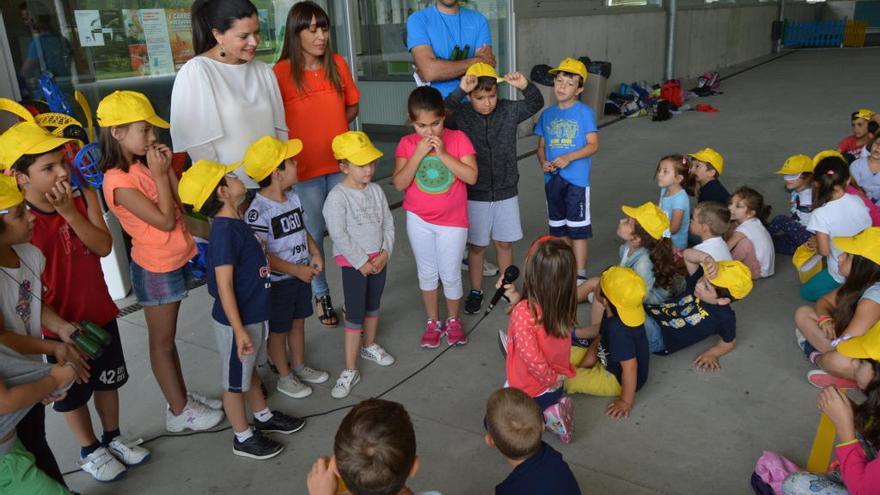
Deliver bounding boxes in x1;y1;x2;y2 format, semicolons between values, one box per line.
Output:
315;295;339;327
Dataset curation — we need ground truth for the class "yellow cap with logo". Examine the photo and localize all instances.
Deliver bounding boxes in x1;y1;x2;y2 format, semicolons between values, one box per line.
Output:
96;91;169;128
621;202;670;241
600;266;647;327
708;261;753;300
0;174;24;212
465;62;503;82
0;121;75;170
854;108;875;122
833;227;880;266
837;320;880;360
332;131;383;166
178;160;238;212
812;150;845;168
689;147;724;175
775;154;814;175
240;136;303;182
549;58;587;82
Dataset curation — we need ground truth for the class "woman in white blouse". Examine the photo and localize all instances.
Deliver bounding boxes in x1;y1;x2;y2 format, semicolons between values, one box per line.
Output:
170;0;287;189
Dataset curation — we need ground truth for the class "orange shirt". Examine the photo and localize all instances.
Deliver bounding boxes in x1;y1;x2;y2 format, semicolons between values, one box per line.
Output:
103;162;196;273
273;54;360;182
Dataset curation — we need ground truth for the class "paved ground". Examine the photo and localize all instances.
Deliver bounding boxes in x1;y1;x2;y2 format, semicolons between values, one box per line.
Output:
51;47;879;494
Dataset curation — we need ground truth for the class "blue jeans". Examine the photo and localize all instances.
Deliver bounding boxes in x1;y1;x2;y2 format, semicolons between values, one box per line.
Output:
644;316;667;354
296;172;344;298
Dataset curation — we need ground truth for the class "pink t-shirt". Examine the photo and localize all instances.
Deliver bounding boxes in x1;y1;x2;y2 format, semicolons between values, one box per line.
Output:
103;162;196;273
395;129;474;228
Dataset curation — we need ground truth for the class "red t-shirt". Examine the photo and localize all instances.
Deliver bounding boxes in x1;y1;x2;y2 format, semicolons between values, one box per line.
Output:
273;54;360;182
838;135;861;155
30;191;118;336
505;300;575;398
395;129;474;228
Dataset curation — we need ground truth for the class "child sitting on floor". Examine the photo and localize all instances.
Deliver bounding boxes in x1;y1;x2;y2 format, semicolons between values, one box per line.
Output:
768;154;814;255
726;186;775;279
656;154;692;251
691;201;733;262
689;147;729;205
838;108;875;158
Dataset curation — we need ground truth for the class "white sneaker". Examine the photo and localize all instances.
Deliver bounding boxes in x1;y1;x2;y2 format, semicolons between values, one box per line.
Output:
166;399;225;433
106;437;150;466
188;391;222;410
81;446;126;482
360;343;395;366
331;369;361;399
276;374;313;399
483;260;500;277
293;365;329;384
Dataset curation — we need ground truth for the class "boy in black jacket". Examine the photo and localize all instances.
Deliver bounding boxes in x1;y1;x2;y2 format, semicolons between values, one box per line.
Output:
446;62;544;314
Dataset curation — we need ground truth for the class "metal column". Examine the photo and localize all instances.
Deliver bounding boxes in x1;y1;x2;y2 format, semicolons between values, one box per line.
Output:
664;0;678;81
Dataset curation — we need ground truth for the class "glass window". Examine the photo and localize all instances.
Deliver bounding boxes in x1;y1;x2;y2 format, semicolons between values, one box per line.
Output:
608;0;661;7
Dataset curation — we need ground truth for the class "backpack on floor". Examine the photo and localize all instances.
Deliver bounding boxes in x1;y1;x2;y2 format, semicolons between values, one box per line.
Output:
660;79;683;108
652;100;671;121
693;71;721;96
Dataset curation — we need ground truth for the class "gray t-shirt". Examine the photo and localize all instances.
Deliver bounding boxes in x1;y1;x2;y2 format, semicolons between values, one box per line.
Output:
323;182;395;270
245;189;310;281
0;344;51;440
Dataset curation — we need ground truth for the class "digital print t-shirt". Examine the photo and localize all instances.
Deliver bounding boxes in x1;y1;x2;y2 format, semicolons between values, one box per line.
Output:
534;101;598;188
245;189;310;282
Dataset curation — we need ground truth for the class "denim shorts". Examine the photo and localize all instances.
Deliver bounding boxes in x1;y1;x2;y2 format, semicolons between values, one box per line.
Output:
130;260;192;306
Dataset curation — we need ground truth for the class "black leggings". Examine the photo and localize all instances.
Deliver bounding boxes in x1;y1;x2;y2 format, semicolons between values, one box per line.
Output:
16;404;68;488
341;266;387;330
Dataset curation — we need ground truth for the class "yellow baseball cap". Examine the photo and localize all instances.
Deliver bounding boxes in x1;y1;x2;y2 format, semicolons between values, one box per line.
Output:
465;62;503;82
240;136;303;182
96;90;169;128
549;58;587;82
837;320;880;360
689;147;724;175
853;108;875;122
621;202;670;240
178;160;238;212
0;121;75;170
600;266;647;327
775;154;814;176
332;131;383;166
813;150;845;168
833;227;880;266
708;261;753;300
0;174;24;212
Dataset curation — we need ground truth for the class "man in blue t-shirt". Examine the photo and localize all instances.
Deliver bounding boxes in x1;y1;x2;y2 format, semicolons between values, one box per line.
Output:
407;0;494;99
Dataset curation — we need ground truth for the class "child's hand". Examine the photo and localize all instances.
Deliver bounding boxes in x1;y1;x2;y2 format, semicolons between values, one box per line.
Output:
146;144;172;176
53;344;90;383
460;74;478;93
48;362;76;394
428;135;445;156
415;136;434;157
701;257;719;280
818;317;836;341
550;155;571;169
46;180;75;218
496;275;521;305
312;257;324;276
359;263;374;277
295;264;315;283
475;44;496;67
235;330;254;360
56;322;80;345
306;457;339;495
693;350;722;372
606;399;632;419
818;386;856;440
804;236;817;251
504;72;528;90
541;160;557;173
371;251;389;273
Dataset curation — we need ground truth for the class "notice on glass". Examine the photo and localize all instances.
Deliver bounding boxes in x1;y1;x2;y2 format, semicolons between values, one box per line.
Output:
139;9;175;75
74;10;104;47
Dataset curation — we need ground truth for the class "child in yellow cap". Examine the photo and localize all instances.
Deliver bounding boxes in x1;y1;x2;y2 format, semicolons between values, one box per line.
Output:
240;135;329;400
689;147;730;205
0;174;92;490
534;57;599;285
566;266;650;420
767;154;815;255
850;133;880;204
179;159;305;460
839;108;875;157
97;90;224;433
644;246;753;371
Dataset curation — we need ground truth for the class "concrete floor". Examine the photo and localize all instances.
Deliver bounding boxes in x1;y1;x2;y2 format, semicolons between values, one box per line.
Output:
51;47;878;494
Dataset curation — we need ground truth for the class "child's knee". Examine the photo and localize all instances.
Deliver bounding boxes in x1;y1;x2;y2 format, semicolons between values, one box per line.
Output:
794;305;815;324
494;241;513;252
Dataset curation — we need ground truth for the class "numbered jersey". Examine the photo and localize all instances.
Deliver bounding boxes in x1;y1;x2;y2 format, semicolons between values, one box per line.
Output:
245;190;310;281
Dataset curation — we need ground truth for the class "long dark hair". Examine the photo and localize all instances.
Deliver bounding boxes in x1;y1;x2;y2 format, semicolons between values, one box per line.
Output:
832;254;880;336
812;157;850;208
521;238;577;339
855;360;880;449
98;126;136;173
277;1;342;93
191;0;258;55
731;186;772;224
632;222;677;292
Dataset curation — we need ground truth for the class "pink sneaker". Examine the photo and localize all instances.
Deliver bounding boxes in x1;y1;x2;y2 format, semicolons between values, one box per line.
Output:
543;396;574;443
445;317;468;346
807;370;857;389
419;320;443;349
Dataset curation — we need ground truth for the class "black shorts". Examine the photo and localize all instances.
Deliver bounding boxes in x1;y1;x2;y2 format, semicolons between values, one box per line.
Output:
269;278;314;333
47;319;128;412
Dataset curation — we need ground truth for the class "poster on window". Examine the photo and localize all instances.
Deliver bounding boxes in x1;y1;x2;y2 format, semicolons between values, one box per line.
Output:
166;9;194;69
140;9;174;75
74;10;104;47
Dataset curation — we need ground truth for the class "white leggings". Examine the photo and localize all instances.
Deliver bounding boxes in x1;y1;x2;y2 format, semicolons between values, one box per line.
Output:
406;212;468;300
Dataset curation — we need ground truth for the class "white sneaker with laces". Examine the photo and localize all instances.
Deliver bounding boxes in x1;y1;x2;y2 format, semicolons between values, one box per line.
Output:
331;369;361;399
166;399;225;433
106;437;151;466
188;391;222;410
276;374;313;399
294;365;329;384
81;446;127;482
360;343;395;366
482;260;500;277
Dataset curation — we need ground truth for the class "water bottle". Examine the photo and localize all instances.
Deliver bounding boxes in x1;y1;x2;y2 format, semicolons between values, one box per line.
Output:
72;329;103;359
81;321;111;347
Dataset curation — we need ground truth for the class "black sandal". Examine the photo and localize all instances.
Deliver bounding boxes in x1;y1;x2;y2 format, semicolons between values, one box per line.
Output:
315;295;339;327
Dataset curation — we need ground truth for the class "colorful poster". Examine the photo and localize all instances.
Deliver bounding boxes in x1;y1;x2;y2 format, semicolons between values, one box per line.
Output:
74;10;104;47
140;9;174;75
166;9;194;68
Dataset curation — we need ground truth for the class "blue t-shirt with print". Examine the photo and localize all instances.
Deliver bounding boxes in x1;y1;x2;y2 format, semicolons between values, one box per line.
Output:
659;187;691;249
600;314;650;391
406;5;491;99
534;102;598;188
645;268;736;354
207;217;271;326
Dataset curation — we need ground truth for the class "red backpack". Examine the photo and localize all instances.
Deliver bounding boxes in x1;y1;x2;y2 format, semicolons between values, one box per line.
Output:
660;79;683;108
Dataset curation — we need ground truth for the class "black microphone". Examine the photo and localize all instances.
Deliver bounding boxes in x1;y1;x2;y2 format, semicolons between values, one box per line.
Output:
486;266;520;314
